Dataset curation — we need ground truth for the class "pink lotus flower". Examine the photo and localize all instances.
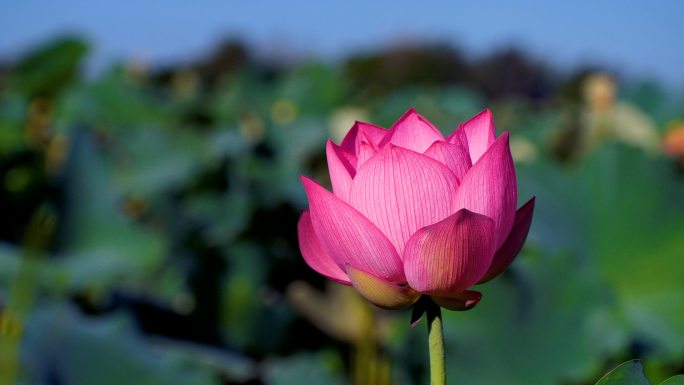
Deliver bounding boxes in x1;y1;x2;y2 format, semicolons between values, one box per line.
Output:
298;108;535;311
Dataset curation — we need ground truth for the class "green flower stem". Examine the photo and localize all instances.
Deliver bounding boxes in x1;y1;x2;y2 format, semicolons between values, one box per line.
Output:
426;298;446;385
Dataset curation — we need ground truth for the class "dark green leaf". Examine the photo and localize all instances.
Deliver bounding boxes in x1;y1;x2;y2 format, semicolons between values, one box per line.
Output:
595;360;650;385
660;376;684;385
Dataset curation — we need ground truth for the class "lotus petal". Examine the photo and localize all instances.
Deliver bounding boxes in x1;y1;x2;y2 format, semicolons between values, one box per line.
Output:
301;176;405;283
409;296;428;327
455;132;517;250
349;145;459;255
403;209;496;296
298;210;351;285
326;140;357;202
341;121;388;156
477;197;535;284
357;141;378;171
463;109;496;164
423;141;472;183
358;122;388;147
378;108;445;154
445;123;462;144
339;121;361;154
431;290;482;311
446;124;471;163
346;264;420;310
360;131;380;151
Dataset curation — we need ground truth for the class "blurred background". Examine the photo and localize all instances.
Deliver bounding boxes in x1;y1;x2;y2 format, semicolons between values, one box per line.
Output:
1;1;684;384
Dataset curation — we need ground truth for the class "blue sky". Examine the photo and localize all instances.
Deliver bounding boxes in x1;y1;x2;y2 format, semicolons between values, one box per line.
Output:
1;0;683;84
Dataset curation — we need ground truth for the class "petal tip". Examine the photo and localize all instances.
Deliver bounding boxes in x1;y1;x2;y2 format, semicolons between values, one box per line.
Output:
520;196;536;213
473;108;493;120
515;196;536;226
299;174;315;186
498;131;510;144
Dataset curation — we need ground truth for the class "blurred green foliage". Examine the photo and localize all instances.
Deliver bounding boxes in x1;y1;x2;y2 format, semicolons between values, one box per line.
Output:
0;36;683;385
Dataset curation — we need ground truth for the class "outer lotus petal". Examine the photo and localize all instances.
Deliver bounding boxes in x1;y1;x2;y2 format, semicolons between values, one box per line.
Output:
340;121;387;156
346;264;420;310
455;132;517;250
463;109;496;164
301;176;406;283
298;210;352;285
326;140;357;202
423;141;472;184
327;139;357;174
349;145;459;255
378;108;445;154
357;141;378;171
403;209;496;296
339;122;360;154
431;290;482;311
477;197;535;284
337;145;359;171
